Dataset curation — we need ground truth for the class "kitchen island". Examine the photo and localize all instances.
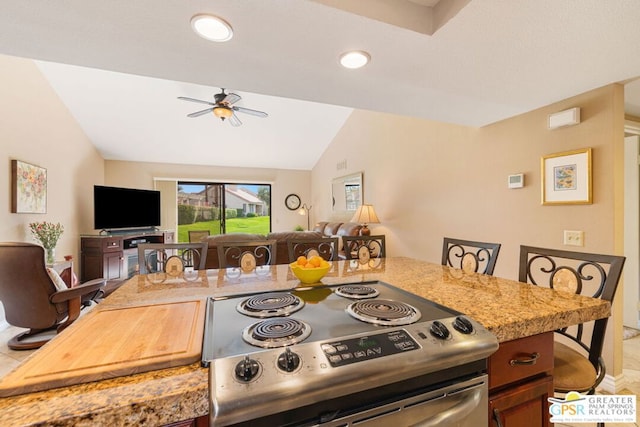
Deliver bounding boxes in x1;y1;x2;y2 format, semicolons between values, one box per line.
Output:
0;257;610;426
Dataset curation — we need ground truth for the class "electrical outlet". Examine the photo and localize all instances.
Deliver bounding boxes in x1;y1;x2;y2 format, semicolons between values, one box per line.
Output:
563;230;584;247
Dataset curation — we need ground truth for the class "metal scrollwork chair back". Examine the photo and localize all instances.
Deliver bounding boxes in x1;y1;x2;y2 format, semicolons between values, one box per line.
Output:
342;235;386;263
442;237;502;275
518;245;625;397
287;237;339;262
217;240;277;271
137;242;208;274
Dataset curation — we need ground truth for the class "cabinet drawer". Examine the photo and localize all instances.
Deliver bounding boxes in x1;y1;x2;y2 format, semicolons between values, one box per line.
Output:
488;331;553;391
101;238;122;252
81;237;123;253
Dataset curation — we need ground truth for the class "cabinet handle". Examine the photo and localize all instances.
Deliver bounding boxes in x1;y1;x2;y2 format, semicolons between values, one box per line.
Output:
509;352;539;366
493;408;504;427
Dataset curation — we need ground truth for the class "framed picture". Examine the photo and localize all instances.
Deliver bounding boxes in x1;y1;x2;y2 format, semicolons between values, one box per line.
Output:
541;148;592;205
11;159;47;213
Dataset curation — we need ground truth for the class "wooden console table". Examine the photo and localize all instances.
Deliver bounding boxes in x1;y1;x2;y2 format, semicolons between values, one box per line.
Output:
80;231;175;293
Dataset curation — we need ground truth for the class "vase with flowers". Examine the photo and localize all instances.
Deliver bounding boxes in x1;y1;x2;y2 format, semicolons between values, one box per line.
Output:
29;221;64;265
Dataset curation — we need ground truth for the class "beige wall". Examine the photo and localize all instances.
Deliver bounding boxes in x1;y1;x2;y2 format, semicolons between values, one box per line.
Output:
0;54;105;259
0;54;105;324
312;83;626;384
0;51;629;386
314;84;623;278
104;160;312;233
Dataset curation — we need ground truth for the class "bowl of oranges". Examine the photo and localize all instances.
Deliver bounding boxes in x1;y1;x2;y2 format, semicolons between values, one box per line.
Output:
290;255;331;284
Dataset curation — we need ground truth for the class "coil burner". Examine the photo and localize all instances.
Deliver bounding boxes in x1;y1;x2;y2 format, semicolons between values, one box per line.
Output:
346;299;421;326
202;280;500;427
335;284;380;299
242;318;312;348
237;292;304;318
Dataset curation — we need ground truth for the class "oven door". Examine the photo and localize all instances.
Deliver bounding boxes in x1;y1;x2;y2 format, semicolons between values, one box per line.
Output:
311;375;488;427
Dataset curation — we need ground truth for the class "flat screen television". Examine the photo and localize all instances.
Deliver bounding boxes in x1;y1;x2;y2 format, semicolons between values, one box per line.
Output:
94;185;161;231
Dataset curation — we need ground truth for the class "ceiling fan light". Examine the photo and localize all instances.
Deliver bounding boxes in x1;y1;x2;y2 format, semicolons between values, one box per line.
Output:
339;51;370;69
191;14;233;42
213;106;233;119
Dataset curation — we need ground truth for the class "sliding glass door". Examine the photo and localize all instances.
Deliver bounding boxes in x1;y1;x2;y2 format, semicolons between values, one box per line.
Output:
177;182;271;242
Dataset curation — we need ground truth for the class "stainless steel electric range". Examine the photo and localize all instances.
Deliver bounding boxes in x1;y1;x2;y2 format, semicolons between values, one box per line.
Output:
202;281;499;427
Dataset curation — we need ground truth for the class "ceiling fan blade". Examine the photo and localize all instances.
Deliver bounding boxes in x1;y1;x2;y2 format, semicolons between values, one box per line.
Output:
229;113;242;127
187;107;214;118
223;93;241;105
178;96;215;106
232;106;268;118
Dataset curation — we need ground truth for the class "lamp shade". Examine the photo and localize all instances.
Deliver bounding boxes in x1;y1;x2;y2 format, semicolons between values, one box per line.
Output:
350;204;380;225
213;106;233;119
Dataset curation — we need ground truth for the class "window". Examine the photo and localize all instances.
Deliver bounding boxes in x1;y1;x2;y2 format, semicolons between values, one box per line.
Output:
177;182;271;242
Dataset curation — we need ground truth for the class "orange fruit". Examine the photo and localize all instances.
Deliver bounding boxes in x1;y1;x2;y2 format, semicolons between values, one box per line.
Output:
309;256;322;267
304;262;315;269
296;256;307;266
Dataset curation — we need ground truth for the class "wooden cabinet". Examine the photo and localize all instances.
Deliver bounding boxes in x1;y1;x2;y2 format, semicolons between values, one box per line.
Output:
488;332;554;427
80;231;175;289
162;415;208;427
490;375;553;427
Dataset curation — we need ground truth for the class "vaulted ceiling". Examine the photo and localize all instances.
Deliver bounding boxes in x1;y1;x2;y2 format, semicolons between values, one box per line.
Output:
2;1;640;170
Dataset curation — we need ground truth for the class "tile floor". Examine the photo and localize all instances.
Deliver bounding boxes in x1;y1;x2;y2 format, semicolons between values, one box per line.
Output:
0;303;96;378
0;322;639;425
0;325;56;378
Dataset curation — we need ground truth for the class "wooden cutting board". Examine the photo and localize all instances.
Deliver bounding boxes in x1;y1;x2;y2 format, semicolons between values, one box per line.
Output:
0;300;205;397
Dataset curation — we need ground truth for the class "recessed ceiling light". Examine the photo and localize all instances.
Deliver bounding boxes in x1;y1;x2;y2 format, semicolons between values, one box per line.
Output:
191;14;233;42
339;51;370;69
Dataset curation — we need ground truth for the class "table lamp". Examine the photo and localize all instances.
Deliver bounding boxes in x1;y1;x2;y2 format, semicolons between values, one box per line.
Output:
350;204;380;236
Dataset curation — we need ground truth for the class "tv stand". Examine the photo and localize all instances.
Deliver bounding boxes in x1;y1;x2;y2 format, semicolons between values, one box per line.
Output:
99;227;160;236
80;230;175;295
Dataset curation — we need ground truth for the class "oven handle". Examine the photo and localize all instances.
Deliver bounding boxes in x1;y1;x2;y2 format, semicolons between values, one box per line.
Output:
409;385;483;427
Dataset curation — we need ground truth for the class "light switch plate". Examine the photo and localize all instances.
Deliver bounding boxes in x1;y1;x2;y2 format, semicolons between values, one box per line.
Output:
564;230;584;246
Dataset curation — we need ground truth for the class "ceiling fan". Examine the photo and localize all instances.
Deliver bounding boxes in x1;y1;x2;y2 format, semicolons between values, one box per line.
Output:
178;88;268;127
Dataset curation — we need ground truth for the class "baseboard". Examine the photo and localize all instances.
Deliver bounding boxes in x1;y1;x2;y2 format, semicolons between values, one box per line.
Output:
598;372;626;394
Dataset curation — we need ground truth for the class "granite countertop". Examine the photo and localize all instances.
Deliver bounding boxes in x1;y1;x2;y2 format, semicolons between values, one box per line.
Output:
0;257;610;426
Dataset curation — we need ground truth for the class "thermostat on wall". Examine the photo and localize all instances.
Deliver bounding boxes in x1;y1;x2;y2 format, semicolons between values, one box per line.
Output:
508;173;524;189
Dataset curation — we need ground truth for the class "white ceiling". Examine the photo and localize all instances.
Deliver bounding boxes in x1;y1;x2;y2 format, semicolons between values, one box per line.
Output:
34;62;352;170
2;0;640;170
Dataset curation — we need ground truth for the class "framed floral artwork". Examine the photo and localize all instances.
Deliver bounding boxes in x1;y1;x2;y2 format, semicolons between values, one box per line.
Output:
541;148;592;205
11;159;47;213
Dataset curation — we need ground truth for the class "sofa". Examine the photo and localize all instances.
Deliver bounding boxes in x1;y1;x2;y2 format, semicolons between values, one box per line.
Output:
201;222;362;269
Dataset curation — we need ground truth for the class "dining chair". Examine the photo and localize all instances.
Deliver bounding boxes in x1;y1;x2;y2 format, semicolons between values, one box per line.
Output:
441;237;502;275
137;242;208;274
0;242;106;350
216;240;277;270
342;235;386;263
287;237;339;262
188;229;210;243
518;245;625;404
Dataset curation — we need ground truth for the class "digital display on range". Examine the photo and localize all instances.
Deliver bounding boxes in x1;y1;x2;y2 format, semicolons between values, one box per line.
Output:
357;337;378;349
321;329;419;367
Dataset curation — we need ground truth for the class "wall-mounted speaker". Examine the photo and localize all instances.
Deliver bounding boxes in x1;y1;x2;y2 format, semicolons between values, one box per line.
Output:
548;107;581;130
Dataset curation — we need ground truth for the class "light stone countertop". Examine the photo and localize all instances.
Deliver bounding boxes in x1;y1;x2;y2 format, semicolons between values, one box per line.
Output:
0;257;610;426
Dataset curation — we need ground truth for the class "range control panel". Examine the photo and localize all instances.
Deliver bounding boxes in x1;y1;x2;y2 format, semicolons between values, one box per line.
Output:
321;329;418;367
